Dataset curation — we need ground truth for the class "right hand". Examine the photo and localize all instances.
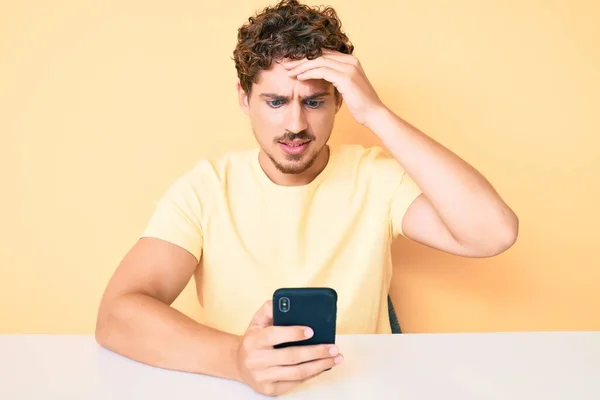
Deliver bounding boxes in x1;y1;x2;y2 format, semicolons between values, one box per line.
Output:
235;300;343;397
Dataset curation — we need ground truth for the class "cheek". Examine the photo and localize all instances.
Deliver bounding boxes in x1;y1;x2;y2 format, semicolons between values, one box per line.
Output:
308;110;335;139
250;107;285;132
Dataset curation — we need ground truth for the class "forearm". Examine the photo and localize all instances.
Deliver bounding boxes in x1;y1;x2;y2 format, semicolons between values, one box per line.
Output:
95;293;242;381
366;106;518;245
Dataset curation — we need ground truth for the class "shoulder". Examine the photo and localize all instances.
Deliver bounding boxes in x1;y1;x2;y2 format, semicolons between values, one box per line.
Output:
159;148;257;200
181;148;256;183
330;144;412;198
333;144;404;174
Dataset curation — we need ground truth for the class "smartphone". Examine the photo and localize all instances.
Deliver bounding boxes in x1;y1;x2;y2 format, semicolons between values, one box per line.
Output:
272;287;337;349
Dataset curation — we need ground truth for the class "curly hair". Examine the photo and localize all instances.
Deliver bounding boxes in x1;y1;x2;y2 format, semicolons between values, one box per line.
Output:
233;0;354;94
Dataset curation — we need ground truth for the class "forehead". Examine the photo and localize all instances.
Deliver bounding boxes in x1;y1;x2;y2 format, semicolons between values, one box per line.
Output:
253;60;334;97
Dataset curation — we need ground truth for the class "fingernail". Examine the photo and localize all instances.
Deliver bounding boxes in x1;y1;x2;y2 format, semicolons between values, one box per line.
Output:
334;355;344;364
304;328;313;337
329;346;339;356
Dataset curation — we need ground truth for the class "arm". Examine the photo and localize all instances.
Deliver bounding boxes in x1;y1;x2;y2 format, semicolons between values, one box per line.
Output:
367;107;519;257
285;50;518;257
96;237;341;396
95;237;242;380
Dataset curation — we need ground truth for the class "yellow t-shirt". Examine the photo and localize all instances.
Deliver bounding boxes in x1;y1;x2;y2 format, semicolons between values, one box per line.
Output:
141;144;422;335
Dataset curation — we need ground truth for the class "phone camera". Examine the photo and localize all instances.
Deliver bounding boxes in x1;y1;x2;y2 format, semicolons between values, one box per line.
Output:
279;297;290;313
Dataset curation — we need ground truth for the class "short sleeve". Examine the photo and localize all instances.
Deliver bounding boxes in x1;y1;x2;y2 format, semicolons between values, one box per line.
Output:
390;169;422;238
370;147;423;238
141;168;204;262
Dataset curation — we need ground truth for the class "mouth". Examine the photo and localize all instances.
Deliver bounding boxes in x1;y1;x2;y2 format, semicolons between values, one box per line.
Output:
278;140;312;155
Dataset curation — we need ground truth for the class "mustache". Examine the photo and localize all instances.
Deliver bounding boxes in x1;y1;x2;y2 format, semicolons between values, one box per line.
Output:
275;131;315;142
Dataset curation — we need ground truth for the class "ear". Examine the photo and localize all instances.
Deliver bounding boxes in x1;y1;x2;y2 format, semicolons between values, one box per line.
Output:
237;81;250;115
335;92;343;114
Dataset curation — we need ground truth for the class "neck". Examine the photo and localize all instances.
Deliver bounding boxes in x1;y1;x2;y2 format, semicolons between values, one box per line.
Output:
258;145;330;186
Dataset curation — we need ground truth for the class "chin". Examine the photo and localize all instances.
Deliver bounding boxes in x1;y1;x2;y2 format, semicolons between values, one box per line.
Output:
268;151;319;175
273;158;314;175
262;141;328;175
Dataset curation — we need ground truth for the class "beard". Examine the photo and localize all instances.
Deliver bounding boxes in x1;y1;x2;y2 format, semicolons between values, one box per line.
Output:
255;129;327;175
265;145;325;174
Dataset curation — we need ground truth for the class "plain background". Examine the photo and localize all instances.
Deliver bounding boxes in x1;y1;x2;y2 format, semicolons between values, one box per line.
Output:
1;0;598;334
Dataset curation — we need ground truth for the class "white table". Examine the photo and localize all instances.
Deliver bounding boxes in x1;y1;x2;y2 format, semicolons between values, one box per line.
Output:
1;332;599;399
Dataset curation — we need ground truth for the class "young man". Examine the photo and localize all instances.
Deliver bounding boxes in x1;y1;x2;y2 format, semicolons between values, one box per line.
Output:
95;0;518;396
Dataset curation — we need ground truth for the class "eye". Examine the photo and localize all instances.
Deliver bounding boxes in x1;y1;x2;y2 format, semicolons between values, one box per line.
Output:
267;99;285;108
305;100;324;109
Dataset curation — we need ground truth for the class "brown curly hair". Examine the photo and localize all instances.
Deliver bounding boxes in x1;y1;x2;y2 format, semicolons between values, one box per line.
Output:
233;0;354;94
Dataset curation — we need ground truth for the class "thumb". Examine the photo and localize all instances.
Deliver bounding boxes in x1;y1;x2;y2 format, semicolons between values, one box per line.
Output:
248;300;273;330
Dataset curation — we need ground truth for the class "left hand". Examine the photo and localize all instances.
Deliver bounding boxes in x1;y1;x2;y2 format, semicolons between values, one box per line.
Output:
283;49;386;127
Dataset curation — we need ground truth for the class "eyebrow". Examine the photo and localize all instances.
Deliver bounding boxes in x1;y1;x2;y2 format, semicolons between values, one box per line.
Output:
259;92;331;101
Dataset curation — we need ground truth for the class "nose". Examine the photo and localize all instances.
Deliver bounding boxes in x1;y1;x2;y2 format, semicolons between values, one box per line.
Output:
286;101;308;134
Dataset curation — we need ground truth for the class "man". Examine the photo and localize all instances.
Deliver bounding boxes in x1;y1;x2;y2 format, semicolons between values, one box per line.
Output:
95;0;518;396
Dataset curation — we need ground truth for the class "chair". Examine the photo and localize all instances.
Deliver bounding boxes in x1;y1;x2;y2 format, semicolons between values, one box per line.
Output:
388;295;401;334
